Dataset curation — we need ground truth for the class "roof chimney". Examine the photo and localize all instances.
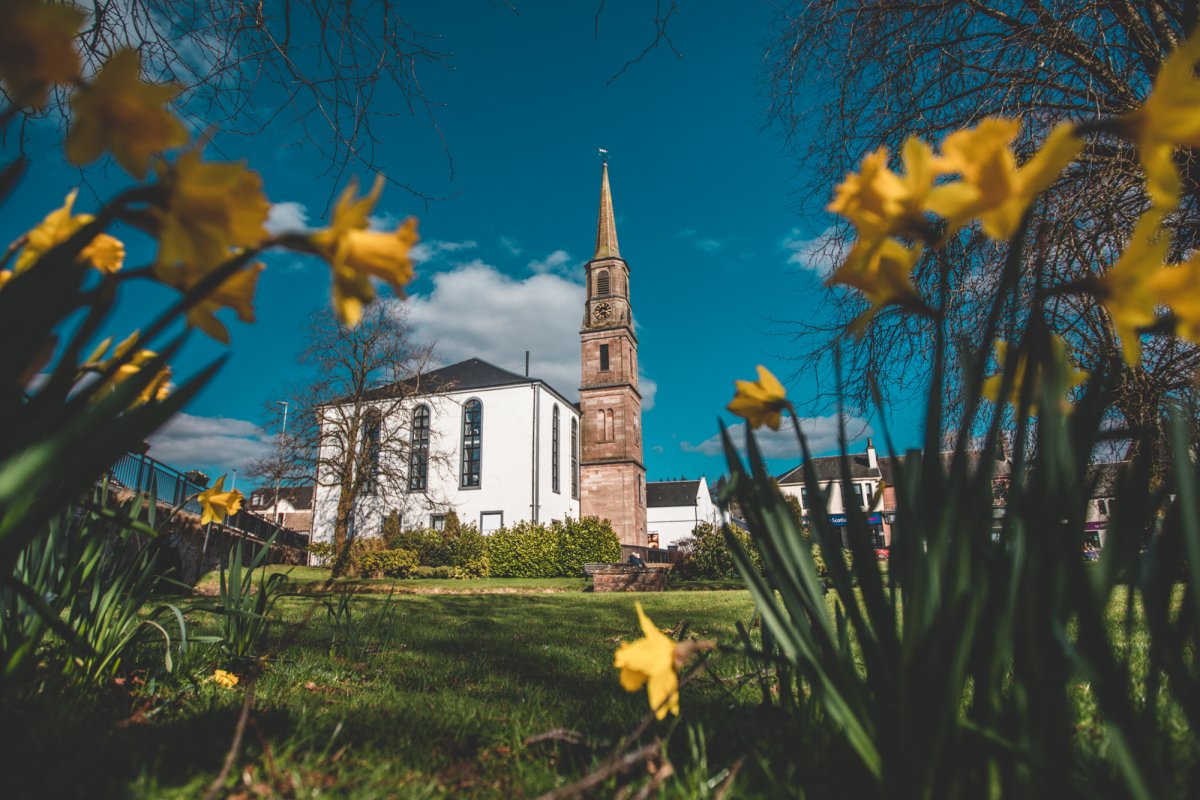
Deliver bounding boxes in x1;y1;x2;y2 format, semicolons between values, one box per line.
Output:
867;437;878;470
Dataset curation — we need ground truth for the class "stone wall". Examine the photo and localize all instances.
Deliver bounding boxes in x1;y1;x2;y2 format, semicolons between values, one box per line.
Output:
111;488;306;585
590;563;668;592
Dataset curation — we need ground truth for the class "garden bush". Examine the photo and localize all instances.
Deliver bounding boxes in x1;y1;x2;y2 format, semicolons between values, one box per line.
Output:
487;520;560;578
358;548;419;579
555;516;622;575
487;516;620;577
411;565;464;579
675;522;763;580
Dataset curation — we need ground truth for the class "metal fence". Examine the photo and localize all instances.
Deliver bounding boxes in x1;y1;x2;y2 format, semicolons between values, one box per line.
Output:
105;451;309;550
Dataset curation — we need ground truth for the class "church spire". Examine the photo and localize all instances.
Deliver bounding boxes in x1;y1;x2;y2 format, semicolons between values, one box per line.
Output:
593;161;621;260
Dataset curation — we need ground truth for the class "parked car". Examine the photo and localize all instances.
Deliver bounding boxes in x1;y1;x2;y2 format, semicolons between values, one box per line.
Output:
875;547;890;561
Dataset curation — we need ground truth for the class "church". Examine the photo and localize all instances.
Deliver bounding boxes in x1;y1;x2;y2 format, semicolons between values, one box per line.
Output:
311;162;703;555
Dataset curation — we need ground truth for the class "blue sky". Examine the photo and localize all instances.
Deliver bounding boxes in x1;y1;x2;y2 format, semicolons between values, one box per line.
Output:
7;1;922;488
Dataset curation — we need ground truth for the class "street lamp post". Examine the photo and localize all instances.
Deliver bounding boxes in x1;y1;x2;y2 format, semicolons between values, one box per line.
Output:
275;401;289;523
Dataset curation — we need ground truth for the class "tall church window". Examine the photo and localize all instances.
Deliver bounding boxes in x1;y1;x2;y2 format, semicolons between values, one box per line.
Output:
408;404;430;491
461;399;482;488
599;344;609;371
597;269;610;295
551;405;561;494
571;418;579;498
360;411;382;495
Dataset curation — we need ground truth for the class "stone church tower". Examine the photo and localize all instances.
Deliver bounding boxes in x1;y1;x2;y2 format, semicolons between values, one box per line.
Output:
579;162;647;549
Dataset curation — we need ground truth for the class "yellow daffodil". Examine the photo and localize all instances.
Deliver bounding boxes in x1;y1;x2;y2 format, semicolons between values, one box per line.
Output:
170;261;265;344
66;49;187;179
928;118;1082;240
828;237;924;331
1150;253;1200;347
79;234;126;274
1093;211;1168;365
154;150;270;269
613;604;715;720
83;331;173;405
198;475;244;526
982;336;1087;413
1121;28;1200;209
308;176;420;326
15;190;126;275
0;0;84;108
209;669;239;688
727;365;789;431
828;136;937;242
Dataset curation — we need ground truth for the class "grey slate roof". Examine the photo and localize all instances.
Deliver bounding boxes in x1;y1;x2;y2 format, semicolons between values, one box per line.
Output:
359;358;576;408
363;358;534;401
647;480;702;508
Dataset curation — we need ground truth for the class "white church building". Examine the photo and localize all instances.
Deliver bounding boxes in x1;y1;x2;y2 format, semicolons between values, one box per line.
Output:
311;358;581;544
310;162;712;553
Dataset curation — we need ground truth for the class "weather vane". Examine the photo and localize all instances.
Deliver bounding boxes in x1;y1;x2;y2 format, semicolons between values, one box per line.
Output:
598;147;610;163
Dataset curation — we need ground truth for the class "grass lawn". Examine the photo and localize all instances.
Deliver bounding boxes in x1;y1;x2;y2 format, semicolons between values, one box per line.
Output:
3;572;1193;798
3;577;761;798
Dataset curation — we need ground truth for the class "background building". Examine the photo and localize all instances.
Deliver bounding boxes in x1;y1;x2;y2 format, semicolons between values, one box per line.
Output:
646;478;718;549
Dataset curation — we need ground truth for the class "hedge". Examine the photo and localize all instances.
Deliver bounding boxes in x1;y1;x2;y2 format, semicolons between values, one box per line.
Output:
315;512;619;579
488;516;620;578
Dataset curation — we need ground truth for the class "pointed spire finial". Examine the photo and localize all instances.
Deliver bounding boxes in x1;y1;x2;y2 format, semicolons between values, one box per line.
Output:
594;154;620;260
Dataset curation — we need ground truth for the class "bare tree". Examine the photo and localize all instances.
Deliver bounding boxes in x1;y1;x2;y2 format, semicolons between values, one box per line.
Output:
11;2;684;195
765;1;1200;459
12;1;457;192
251;304;450;576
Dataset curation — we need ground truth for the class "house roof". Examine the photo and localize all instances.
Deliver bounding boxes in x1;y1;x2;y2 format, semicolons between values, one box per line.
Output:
248;485;314;510
647;480;703;508
360;358;576;408
777;450;1011;486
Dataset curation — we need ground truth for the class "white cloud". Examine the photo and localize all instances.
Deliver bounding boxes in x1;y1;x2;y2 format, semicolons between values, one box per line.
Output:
368;211;400;231
783;226;847;278
499;235;524;256
527;249;574;276
681;414;873;459
399;260;657;404
147;413;273;474
677;229;724;254
639;374;657;412
399;261;585;399
410;239;479;265
265;202;310;234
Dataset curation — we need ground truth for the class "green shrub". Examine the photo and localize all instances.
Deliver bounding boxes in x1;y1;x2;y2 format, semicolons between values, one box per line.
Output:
486;516;620;577
487;520;559;577
411;565;463;579
307;541;334;562
555;516;621;576
676;521;762;580
384;526;441;563
427;512;489;576
358;548;418;578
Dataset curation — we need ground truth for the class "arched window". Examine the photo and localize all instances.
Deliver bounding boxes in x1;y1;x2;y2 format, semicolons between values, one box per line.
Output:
461;399;482;488
596;269;610;295
571;418;579;498
360;411;382;495
408;404;430;491
605;409;615;442
551;405;561;494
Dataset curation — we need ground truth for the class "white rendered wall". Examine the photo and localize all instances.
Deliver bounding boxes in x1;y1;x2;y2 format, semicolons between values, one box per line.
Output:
311;382;580;550
778;479;883;517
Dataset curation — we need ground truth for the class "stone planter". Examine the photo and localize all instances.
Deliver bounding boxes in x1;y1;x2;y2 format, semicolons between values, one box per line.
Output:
588;563;669;592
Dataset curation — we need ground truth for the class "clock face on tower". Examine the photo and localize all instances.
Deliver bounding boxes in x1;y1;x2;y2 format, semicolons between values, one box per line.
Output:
593;302;612;321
